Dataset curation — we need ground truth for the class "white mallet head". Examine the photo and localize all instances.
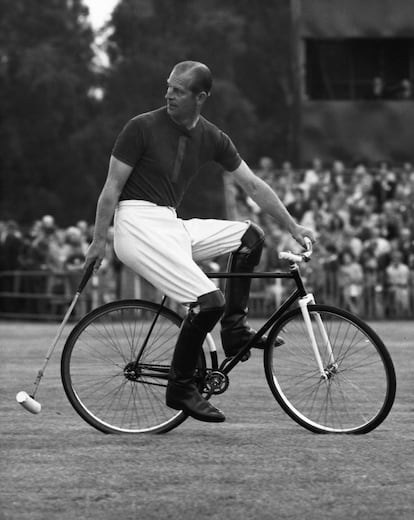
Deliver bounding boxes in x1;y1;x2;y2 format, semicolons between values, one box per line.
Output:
16;391;42;414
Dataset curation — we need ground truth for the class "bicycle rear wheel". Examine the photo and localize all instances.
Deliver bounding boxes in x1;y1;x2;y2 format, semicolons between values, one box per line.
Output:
61;299;206;434
264;304;396;434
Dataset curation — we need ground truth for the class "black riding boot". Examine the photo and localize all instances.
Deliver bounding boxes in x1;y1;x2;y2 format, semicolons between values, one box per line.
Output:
220;250;267;357
166;293;225;423
221;223;283;358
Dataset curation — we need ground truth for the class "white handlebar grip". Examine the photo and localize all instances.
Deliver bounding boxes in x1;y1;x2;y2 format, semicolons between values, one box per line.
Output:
279;251;304;263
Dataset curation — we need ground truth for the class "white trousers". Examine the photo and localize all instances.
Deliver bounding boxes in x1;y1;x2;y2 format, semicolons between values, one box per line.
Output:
114;201;249;304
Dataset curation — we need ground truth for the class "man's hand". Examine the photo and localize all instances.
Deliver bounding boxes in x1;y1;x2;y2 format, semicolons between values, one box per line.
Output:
290;224;316;249
85;239;106;273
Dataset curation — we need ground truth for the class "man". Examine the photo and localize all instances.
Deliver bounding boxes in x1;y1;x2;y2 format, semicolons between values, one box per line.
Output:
85;61;314;424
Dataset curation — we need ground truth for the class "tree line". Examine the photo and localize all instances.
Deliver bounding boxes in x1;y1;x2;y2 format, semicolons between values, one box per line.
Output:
0;0;296;225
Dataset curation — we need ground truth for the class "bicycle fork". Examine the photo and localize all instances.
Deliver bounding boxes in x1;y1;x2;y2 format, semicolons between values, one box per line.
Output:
299;294;337;380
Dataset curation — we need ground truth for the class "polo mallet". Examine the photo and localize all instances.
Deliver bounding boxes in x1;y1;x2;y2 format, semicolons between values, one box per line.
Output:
16;262;95;414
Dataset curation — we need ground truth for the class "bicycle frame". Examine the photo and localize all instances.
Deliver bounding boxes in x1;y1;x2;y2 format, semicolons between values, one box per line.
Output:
205;266;308;374
137;256;336;381
205;260;336;379
151;264;315;376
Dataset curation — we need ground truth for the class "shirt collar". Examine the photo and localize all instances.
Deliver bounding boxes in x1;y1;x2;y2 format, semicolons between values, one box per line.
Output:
163;106;199;137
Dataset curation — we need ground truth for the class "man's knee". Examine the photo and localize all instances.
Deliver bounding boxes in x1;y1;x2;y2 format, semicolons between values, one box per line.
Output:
235;222;265;267
187;289;225;332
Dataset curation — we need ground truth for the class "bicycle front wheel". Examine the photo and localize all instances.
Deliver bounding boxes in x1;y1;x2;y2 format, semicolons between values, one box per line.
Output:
264;305;396;434
61;299;206;434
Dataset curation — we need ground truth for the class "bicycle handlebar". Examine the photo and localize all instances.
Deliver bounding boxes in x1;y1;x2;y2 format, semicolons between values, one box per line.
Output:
279;237;313;264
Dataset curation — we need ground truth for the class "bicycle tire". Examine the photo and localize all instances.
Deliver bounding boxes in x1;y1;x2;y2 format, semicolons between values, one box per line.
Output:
264;304;396;434
61;299;207;434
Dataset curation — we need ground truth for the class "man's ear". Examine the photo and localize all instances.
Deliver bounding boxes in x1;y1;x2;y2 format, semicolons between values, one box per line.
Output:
197;91;209;105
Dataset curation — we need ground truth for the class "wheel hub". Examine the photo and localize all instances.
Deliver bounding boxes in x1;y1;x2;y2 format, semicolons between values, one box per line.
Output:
323;363;339;380
123;362;141;382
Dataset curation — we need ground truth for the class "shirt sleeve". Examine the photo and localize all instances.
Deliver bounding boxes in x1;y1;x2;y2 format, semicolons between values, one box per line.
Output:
112;117;144;167
214;130;242;172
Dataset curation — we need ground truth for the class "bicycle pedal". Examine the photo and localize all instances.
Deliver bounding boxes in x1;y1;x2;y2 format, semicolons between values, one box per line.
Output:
225;351;251;362
274;336;285;347
241;351;251;362
221;350;251;369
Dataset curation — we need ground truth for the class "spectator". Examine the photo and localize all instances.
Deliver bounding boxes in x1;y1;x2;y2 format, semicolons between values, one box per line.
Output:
330;160;347;193
397;227;414;264
396;78;413;100
300;197;329;234
286;187;309;222
28;215;64;271
338;250;364;314
378;200;404;240
348;163;373;207
365;226;391;276
326;212;346;247
319;241;340;305
274;161;296;205
386;250;410;317
339;226;363;260
61;226;88;271
231;183;261;223
76;220;92;244
395;166;412;203
366;76;386;100
360;244;382;318
371;162;396;212
255;156;277;186
0;220;24;312
301;157;324;197
328;191;351;228
0;220;24;271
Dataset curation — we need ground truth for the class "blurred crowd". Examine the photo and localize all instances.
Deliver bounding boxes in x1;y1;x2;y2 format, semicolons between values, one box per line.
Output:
0;215;92;274
227;156;414;318
365;76;414;100
0;215;120;314
2;156;414;318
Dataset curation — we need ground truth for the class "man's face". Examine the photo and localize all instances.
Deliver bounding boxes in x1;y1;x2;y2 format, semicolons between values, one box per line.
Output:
165;69;199;123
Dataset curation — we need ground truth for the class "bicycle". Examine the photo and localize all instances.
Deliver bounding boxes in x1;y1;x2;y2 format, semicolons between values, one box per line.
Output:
60;242;396;435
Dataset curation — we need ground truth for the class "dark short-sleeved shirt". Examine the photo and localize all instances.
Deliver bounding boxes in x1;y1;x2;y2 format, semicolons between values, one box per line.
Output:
112;106;242;207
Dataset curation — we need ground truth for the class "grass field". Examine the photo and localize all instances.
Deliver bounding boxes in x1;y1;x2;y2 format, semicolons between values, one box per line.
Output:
1;319;413;520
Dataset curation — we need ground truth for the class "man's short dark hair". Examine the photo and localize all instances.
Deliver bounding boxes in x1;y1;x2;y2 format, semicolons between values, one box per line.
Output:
173;61;213;95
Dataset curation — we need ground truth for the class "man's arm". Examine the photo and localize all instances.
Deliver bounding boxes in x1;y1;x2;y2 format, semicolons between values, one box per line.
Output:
231;160;315;246
85;156;133;270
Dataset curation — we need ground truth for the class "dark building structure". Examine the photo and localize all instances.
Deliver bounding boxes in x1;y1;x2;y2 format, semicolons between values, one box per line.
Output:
297;0;414;164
